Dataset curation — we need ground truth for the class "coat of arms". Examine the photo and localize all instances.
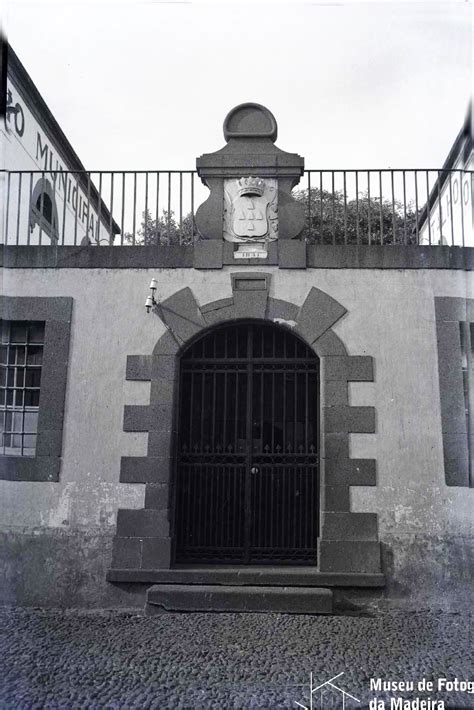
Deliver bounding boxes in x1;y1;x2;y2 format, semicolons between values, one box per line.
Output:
223;176;278;243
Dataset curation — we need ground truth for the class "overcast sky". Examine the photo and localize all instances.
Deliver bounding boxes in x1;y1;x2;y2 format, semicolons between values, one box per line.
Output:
3;0;472;171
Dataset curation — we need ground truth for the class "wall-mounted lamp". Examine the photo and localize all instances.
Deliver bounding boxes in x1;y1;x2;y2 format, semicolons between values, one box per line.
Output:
145;278;159;313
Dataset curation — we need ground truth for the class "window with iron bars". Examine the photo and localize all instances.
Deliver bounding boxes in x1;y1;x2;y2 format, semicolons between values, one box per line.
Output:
460;321;474;487
0;320;45;457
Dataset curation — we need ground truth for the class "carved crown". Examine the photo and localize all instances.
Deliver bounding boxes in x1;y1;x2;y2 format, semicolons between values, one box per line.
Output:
237;176;265;197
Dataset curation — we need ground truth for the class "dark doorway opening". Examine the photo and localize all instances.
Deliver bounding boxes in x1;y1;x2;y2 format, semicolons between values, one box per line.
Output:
174;321;320;565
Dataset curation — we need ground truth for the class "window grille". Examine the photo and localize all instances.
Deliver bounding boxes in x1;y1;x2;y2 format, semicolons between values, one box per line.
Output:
0;320;45;456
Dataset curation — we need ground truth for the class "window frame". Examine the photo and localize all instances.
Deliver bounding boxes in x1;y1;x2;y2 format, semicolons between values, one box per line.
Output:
435;297;474;487
0;297;72;482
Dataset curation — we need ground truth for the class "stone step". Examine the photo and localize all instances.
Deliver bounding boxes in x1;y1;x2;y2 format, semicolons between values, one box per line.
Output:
108;566;385;588
145;584;333;615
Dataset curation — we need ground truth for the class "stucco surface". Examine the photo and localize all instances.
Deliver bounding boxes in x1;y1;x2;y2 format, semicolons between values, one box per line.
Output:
1;266;473;606
1;267;472;531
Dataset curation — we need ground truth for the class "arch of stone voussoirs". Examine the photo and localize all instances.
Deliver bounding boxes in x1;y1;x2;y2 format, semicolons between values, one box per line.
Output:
112;274;381;578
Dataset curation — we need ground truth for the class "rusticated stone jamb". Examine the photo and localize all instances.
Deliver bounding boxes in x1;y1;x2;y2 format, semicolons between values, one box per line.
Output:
116;509;169;538
324;405;376;434
324;355;374;382
120;457;171;484
123;405;151;432
126;355;152;381
321;512;378;541
318;541;381;573
111;537;172;570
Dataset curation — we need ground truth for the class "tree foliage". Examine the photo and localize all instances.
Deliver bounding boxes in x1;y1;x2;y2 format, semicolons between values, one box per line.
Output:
125;188;420;245
124;208;194;246
293;187;420;245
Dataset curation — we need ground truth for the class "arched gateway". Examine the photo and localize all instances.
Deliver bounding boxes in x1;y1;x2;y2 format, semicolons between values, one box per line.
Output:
174;321;320;565
107;101;383;612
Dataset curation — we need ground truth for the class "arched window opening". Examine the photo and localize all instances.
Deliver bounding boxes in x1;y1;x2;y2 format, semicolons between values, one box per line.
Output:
29;178;59;243
36;193;53;225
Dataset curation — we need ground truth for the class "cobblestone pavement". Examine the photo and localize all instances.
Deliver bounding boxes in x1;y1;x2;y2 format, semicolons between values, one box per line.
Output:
0;608;472;709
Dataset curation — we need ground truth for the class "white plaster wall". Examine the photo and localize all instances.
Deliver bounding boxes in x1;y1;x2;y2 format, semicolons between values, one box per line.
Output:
1;266;473;540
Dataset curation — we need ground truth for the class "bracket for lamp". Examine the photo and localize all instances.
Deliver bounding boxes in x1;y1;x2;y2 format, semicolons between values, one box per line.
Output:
145;278;159;313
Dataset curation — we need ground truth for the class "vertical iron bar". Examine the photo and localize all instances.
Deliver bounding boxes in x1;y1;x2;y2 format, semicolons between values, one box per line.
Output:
28;172;33;246
97;172;102;245
271;371;275;454
144;172;149;243
414;170;419;245
167;171;171;242
283;365;287;453
86;172;91;245
5;172;11;245
212;353;216;454
16;173;23;245
232;371;239;547
15;173;22;245
331;170;335;245
459;170;465;247
260;367;264;455
40;170;46;245
209;396;215;551
60;172;66;246
109;173;114;244
294;367;297;453
426;171;432;246
222;367;228;452
305;371;309;452
132;172;137;245
189;372;194;451
179;171;183;235
343;171;347;245
244;326;253;563
437;170;443;245
319;171;323;245
258;441;263;551
448;171;454;246
191;172;195;240
379;171;383;245
391;170;396;244
233;370;238;455
270;376;275;553
307;171;311;242
402;170;407;245
200;371;205;453
120;173;125;246
155;172;160;245
367;170;371;245
184;460;192;548
355;171;360;245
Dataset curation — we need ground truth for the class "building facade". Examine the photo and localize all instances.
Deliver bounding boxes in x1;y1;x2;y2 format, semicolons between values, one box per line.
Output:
1;85;473;611
1;46;118;246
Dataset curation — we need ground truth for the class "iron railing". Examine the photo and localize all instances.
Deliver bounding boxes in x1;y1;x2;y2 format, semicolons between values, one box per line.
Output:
1;169;472;247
